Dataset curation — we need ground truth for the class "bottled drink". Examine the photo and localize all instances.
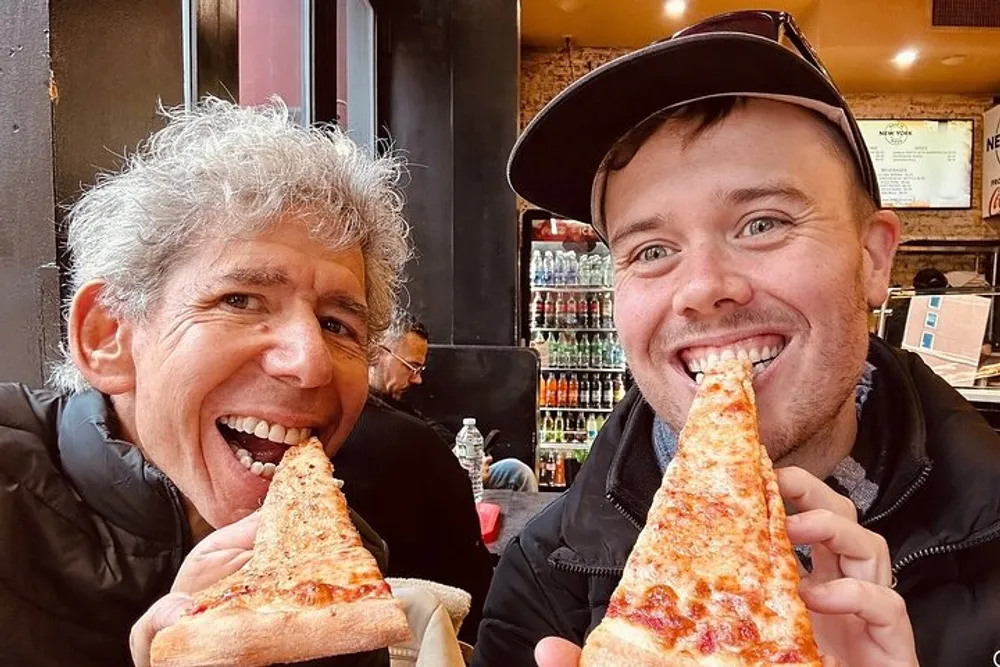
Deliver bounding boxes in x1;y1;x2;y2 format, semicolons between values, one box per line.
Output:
603;374;614;409
542;251;554;287
456;417;485;502
554;411;565;443
532;292;545;329
583;255;595;286
601;293;614;329
538;374;547;407
596;414;607;431
544;292;556;328
562;331;576;368
591;334;604;368
579;374;590;409
530;331;549;369
586;413;598;444
610;333;622;368
555;453;566;486
530;249;542;286
566;293;578;327
568;373;579;408
546;373;558;406
602;255;613;287
546;451;558;482
565;252;579;286
604;334;616;368
555;293;567;328
557;373;569;407
589;293;601;329
553;252;565;286
538;451;551;485
542;412;554;442
613;375;625;403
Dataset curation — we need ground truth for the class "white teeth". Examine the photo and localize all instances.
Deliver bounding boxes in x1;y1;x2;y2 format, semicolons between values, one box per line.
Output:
239;455;252;469
250;461;264;476
268;424;287;444
706;352;719;370
262;462;276;479
241;417;258;434
736;349;749;361
720;349;735;362
695;372;705;385
284;428;301;445
749;348;762;363
253;421;270;438
236;448;250;460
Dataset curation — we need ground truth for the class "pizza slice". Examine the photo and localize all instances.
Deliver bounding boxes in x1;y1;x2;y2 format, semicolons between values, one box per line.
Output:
150;437;411;667
580;358;821;666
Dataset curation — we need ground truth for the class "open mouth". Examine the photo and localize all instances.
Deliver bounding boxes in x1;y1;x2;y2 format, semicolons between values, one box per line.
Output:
679;334;787;384
216;415;313;479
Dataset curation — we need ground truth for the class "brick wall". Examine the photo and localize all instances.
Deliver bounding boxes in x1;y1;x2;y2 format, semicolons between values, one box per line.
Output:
520;46;998;249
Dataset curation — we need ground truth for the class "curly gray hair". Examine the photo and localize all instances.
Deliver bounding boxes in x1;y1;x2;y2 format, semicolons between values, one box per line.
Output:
50;97;411;393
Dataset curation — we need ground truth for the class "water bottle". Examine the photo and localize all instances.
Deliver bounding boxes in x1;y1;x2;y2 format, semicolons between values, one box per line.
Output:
456;417;485;502
542;251;555;286
530;250;542;286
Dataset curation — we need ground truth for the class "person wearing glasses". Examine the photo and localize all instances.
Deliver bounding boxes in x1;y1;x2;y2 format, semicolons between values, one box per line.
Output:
474;10;1000;667
370;312;539;492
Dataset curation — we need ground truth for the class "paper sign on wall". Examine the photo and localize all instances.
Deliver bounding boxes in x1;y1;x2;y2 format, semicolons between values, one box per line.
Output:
984;105;1000;219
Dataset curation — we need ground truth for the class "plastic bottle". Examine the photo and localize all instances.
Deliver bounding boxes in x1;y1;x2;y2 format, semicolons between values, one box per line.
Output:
579;374;590;409
613;375;625;403
565;252;579;286
586;413;598;444
546;373;558;406
590;334;603;368
601;293;614;329
557;373;569;407
553;252;565;286
456;417;485;502
555;293;567;328
589;293;601;329
544;292;556;328
603;374;614;409
542;251;555;287
603;255;614;287
530;249;542;286
568;373;579;408
532;292;545;329
538;375;547;408
542;412;554;442
566;293;578;327
554;411;565;443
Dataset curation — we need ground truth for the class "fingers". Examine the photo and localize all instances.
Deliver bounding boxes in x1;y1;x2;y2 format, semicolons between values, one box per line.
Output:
129;593;193;667
777;467;857;521
786;510;892;586
800;578;917;661
189;509;261;555
535;636;582;667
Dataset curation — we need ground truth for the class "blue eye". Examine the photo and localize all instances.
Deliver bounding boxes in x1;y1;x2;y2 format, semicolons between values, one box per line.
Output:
638;245;671;262
740;217;784;237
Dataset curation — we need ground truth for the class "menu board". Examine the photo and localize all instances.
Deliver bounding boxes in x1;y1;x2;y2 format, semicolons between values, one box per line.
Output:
858;119;973;209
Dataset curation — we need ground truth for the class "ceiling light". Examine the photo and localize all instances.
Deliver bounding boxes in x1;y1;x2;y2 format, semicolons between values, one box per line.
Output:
664;0;686;19
893;48;919;68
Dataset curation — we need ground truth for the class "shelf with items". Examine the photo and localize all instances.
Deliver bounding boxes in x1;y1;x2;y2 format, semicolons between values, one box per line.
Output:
538;441;591;451
539;406;614;413
533;327;617;334
541;366;626;373
530;285;614;293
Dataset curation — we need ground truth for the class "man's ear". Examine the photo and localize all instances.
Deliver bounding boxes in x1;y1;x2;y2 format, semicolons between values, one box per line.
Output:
861;209;901;308
68;280;136;395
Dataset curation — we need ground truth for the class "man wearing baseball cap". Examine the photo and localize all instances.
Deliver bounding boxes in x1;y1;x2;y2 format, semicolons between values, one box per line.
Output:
475;10;1000;667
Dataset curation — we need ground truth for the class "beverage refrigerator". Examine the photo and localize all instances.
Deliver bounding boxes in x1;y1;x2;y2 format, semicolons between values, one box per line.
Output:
519;209;632;491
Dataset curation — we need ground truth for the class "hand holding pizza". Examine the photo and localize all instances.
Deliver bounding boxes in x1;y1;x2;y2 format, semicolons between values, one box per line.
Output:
778;466;919;667
129;510;261;667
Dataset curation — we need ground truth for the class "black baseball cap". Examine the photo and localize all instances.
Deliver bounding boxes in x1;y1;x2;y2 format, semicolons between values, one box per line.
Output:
508;10;881;238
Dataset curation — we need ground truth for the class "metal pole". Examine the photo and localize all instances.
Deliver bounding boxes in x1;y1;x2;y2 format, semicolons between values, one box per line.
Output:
300;0;315;125
181;0;197;110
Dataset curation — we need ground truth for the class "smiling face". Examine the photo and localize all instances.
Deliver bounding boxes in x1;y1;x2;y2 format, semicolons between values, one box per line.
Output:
117;213;371;528
604;99;897;467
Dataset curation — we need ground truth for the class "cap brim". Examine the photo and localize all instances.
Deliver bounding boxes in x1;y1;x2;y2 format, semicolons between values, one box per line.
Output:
509;32;850;225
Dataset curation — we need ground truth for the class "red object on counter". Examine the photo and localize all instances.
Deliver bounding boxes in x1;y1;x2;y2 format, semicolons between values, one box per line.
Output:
477;502;502;543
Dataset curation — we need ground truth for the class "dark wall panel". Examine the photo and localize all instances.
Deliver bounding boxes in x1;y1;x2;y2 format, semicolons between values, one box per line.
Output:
0;1;60;385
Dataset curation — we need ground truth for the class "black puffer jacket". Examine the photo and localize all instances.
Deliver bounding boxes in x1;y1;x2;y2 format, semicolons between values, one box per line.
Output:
474;339;1000;667
0;384;390;667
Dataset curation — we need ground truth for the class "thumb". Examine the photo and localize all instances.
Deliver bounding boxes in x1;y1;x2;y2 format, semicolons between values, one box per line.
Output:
130;593;194;667
535;636;582;667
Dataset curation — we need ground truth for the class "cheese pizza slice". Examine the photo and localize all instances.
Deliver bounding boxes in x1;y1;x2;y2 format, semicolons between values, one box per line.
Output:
581;358;821;666
150;437;410;667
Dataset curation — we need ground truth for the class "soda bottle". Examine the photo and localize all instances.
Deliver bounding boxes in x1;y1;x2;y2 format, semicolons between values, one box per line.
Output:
576;413;588;442
530;249;542;286
604;334;615;368
532;292;545;329
568;373;579;408
603;374;614;409
553;252;565;286
547;451;558;482
613;375;625;403
610;332;622;368
579;374;590;408
538;374;547;407
555;453;566;486
562;331;576;368
538;332;551;368
586;413;598;444
546;373;558;406
557;373;569;407
591;334;603;368
601;293;614;329
603;255;614;287
538;451;550;485
589;293;601;329
555;293;567;328
566;252;579;286
455;417;485;502
542;250;554;286
596;414;607;431
554;411;565;443
544;292;556;328
566;293;578;327
542;412;554;443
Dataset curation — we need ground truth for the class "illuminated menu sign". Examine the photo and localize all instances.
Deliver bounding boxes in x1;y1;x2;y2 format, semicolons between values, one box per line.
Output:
858;119;973;209
984;105;1000;219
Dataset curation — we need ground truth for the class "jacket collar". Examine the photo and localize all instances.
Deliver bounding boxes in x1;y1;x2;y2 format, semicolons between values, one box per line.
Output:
58;390;189;546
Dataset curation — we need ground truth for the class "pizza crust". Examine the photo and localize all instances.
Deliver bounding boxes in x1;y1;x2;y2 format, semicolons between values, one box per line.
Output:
582;622;702;667
150;597;411;667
